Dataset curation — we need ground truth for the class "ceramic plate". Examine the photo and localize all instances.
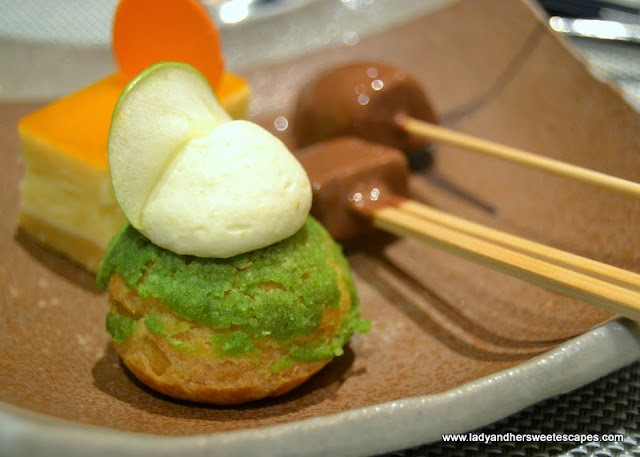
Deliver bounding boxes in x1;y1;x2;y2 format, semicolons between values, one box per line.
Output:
2;1;640;456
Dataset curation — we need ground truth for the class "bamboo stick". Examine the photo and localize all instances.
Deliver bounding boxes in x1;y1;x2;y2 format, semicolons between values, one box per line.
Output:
397;114;640;199
373;205;640;321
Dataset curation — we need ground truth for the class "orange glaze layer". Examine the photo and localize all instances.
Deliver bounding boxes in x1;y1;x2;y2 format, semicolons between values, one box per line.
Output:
18;71;248;170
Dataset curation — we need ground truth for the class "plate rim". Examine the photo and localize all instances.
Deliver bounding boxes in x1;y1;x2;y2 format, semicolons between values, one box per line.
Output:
2;318;639;457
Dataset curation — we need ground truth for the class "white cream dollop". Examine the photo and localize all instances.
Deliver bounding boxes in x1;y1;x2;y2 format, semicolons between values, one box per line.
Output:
137;120;312;258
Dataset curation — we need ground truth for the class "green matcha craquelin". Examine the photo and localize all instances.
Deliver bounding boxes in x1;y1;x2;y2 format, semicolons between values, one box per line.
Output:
97;216;370;371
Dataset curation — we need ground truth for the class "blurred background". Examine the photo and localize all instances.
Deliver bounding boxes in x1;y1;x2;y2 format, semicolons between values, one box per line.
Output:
0;0;448;100
540;0;640;108
1;0;639;106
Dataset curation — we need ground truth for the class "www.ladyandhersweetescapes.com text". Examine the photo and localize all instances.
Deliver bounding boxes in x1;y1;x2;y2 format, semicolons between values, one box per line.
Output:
442;432;626;445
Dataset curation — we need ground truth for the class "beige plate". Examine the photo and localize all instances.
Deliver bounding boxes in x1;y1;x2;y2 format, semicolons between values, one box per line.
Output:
2;1;640;456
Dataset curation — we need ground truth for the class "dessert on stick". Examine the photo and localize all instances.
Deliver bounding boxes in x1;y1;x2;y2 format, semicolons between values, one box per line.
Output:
98;62;368;405
17;0;250;271
295;136;410;241
296;137;640;322
294;62;437;153
295;62;640;199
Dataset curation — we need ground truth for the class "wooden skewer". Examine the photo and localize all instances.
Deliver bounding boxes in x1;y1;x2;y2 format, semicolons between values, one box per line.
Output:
400;200;640;290
396;114;640;200
371;203;640;322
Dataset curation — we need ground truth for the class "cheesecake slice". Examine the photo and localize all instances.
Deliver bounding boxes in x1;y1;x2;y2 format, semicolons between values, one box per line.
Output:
18;71;250;271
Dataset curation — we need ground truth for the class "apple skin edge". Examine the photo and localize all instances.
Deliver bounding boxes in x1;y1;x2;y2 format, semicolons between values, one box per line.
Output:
110;61;216;118
107;61;231;230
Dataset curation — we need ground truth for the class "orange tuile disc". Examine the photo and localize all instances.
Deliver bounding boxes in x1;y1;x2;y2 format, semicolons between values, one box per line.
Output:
113;0;224;89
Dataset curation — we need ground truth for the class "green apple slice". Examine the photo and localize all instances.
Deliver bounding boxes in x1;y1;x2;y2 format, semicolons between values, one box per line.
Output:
108;61;231;229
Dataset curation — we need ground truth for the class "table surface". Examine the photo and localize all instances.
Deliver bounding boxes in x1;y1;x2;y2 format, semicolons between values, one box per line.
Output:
378;360;640;456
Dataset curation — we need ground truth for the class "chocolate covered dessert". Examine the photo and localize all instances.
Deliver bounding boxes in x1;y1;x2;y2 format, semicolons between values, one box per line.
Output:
296;136;410;240
293;62;437;152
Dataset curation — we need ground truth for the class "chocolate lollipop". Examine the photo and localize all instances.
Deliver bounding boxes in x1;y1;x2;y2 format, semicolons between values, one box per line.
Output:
296;136;409;241
294;62;437;158
296;136;640;322
294;62;640;199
